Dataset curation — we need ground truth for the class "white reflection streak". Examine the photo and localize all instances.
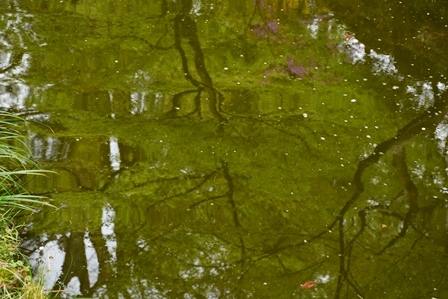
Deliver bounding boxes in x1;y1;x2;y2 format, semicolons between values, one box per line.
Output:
0;81;29;109
13;52;30;74
64;276;81;298
60;142;70;160
28;236;66;292
0;9;40;109
191;0;203;15
0;26;32;109
31;136;44;159
101;203;117;264
109;136;121;171
435;122;448;153
0;51;12;69
154;91;163;111
130;92;147;114
109;91;115;118
45;136;60;160
307;19;319;39
83;231;99;287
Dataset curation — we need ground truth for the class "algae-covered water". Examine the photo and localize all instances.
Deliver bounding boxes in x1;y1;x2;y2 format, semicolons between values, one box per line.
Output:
1;0;447;298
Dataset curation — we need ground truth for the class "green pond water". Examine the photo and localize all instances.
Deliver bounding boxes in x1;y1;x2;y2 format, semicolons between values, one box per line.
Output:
1;0;447;298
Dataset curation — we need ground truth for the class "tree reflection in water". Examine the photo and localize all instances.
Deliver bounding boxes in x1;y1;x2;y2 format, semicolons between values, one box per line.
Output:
8;0;448;298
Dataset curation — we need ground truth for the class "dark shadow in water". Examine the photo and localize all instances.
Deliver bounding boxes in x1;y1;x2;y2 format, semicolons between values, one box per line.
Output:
14;1;448;298
331;83;448;298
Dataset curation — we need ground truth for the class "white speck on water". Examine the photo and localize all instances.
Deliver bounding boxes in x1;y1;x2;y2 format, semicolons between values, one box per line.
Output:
367;199;379;205
180;168;191;174
316;274;331;283
303;113;308;118
351;99;356;102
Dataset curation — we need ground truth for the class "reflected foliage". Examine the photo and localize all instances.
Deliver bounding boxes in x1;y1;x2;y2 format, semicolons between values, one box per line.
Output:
3;0;447;298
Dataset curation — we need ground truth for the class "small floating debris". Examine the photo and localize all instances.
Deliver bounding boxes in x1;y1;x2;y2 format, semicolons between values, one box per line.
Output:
301;280;316;289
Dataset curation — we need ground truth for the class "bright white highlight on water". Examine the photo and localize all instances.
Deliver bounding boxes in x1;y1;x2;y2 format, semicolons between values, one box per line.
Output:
108;91;115;118
437;82;447;91
0;51;31;109
109;136;121;171
130;91;147;114
191;0;203;15
316;274;331;283
406;81;434;108
27;235;66;292
307;19;320;39
45;136;60;160
346;38;365;63
435;122;448;154
84;231;100;287
64;276;81;298
30;134;70;161
101;203;117;264
411;164;425;179
370;50;398;75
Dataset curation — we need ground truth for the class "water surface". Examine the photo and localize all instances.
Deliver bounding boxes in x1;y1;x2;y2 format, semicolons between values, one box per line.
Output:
1;0;447;298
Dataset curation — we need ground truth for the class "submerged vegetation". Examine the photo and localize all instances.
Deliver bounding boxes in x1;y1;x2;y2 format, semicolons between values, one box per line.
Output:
0;111;48;298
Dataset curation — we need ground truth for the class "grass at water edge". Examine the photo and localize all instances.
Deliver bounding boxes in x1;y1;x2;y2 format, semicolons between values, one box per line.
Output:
0;111;53;298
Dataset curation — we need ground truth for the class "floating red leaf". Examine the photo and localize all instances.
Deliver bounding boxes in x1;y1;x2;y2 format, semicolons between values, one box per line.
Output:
301;281;316;289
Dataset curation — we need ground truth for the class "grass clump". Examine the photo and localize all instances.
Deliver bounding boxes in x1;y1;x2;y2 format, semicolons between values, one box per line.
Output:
0;110;51;298
0;218;46;298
